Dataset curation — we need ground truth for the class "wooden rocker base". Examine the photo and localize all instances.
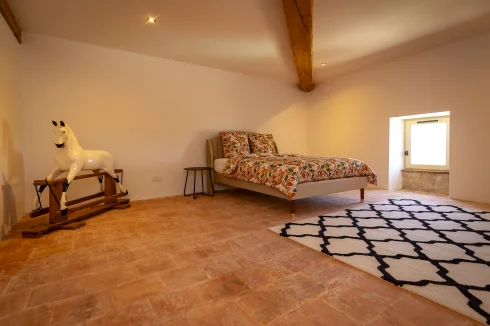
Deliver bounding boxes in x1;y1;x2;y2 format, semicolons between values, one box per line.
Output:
25;169;129;238
22;198;130;238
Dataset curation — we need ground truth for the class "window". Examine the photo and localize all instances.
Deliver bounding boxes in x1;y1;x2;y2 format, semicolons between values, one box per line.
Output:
405;116;450;170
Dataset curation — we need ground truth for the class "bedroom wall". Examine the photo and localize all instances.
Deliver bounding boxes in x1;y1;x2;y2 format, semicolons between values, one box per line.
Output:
19;34;309;212
307;30;490;204
0;19;25;238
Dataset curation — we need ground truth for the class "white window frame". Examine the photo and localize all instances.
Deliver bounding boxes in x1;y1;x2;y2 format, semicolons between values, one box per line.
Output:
404;116;450;171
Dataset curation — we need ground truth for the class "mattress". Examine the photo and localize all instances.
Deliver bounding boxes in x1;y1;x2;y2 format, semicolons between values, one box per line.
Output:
214;158;228;173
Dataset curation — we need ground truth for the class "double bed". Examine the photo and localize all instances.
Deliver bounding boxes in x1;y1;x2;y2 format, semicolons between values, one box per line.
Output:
206;134;376;217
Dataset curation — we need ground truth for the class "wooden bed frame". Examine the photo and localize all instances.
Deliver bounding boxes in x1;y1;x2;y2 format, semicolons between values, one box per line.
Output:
206;136;368;217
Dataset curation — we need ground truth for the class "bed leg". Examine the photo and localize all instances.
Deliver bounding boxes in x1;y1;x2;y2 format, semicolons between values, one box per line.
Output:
290;200;296;218
360;188;365;203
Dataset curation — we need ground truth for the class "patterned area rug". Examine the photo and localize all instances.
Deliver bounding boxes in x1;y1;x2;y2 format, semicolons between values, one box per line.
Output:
270;199;490;324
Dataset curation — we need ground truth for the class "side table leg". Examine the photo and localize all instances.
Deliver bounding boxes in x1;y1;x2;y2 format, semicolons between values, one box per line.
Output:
193;170;197;199
208;170;215;196
183;170;189;196
201;170;204;197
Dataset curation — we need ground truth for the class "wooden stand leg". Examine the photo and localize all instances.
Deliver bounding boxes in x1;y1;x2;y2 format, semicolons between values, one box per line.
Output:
361;188;365;203
290;200;296;218
49;183;66;223
105;176;117;204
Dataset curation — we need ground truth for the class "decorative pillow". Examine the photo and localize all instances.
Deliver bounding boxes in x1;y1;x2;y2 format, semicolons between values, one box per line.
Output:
219;131;250;158
248;132;277;154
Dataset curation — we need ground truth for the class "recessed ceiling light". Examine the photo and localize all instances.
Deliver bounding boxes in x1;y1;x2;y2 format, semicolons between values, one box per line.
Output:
321;63;326;66
147;17;156;23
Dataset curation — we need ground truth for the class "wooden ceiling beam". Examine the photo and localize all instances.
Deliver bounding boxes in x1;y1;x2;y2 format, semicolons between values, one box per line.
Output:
0;0;21;43
282;0;313;92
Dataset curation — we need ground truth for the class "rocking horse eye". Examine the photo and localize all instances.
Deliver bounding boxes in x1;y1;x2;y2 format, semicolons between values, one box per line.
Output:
52;121;57;126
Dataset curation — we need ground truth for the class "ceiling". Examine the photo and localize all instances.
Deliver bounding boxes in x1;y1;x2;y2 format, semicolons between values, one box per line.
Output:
9;0;490;85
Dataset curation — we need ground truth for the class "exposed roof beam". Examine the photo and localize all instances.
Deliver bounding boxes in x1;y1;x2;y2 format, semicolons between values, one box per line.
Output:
0;0;21;43
282;0;312;92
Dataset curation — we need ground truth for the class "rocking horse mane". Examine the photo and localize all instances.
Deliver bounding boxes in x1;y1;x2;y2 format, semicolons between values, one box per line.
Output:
62;124;81;149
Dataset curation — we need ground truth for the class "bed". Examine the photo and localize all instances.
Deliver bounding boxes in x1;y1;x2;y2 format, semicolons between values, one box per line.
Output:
206;135;374;217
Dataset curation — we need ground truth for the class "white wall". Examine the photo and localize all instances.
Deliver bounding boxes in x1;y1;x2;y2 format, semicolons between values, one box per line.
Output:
20;34;309;212
0;19;25;238
388;118;404;190
308;30;490;204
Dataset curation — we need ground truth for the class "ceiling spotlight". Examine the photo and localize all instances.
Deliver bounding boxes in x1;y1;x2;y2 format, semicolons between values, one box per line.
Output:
147;17;156;23
321;63;326;66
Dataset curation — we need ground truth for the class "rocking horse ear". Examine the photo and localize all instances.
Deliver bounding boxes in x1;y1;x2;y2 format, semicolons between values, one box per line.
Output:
60;121;65;127
52;121;57;126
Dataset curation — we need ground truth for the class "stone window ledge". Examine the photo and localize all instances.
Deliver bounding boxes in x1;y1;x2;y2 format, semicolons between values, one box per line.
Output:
402;169;449;174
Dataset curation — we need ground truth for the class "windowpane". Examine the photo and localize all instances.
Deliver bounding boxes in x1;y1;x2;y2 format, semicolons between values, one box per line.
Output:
410;123;447;166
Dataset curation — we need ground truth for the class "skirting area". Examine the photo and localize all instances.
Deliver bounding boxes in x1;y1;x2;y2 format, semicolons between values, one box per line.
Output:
271;199;490;324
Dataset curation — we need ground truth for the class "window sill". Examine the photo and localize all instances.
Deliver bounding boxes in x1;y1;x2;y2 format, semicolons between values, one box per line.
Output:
402;169;449;174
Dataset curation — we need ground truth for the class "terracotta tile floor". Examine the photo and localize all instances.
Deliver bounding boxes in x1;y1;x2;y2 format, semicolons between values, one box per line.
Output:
1;189;488;325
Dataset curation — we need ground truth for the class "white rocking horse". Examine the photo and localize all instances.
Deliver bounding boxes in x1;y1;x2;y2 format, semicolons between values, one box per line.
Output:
33;121;128;215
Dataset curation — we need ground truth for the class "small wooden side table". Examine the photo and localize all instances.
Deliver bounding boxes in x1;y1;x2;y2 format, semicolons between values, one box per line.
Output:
184;167;215;199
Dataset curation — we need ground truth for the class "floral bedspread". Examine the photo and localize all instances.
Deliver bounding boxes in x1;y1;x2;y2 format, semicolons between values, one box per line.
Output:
222;154;377;199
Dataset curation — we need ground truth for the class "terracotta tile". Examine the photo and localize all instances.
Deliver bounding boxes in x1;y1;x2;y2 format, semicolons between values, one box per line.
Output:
251;230;278;243
28;278;86;307
365;316;398;326
232;245;277;264
0;277;10;295
381;293;473;326
322;275;405;324
145;241;187;258
86;301;158;326
29;243;73;259
63;257;111;278
292;246;329;265
134;256;177;276
256;254;311;280
166;317;191;326
194;273;249;304
0;250;33;264
51;291;113;325
273;273;327;303
187;302;256;326
233;263;276;289
284;300;357;326
84;264;138;292
201;254;245;278
111;277;165;309
239;284;299;324
159;265;209;290
2;190;487;326
0;305;52;326
0;290;30;318
150;287;203;321
208;240;242;254
232;233;268;248
170;247;216;267
303;259;361;284
89;242;128;257
44;248;91;267
5;265;65;293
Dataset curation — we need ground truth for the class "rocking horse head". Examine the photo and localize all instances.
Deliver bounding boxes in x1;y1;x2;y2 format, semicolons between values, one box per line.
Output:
52;120;69;148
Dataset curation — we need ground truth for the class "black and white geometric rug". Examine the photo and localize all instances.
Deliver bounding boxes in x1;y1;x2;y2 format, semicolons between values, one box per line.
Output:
270;199;490;324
